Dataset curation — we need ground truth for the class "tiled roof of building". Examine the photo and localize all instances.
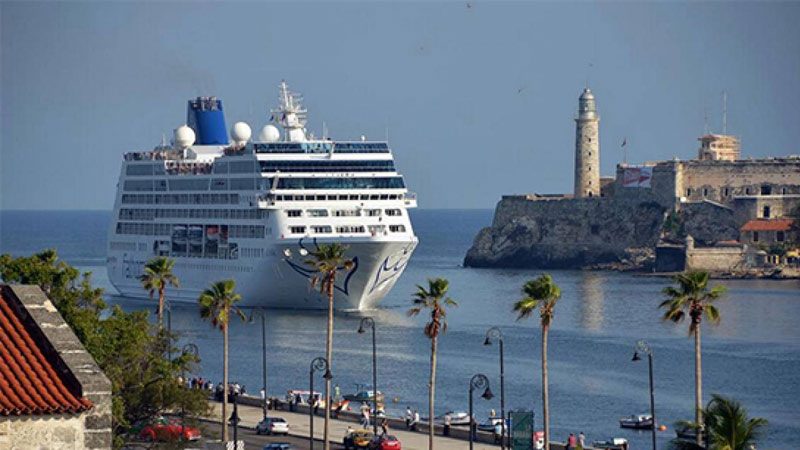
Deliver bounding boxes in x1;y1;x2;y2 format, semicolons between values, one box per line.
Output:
0;286;93;415
740;218;794;232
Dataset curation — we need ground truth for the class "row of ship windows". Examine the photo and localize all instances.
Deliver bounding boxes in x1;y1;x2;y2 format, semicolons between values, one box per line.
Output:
270;193;403;202
288;224;406;235
123;177;405;192
253;142;390;153
127;159;396;177
121;194;240;205
119;208;268;221
109;240;265;259
116;222;267;239
285;208;402;218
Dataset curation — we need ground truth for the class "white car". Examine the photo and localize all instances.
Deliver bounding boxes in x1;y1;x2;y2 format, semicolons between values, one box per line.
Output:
256;417;290;435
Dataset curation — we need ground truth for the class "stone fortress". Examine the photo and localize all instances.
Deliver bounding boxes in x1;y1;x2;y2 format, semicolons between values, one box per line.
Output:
464;88;800;274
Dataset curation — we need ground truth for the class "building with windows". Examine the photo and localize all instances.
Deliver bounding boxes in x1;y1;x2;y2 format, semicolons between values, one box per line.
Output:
0;285;112;449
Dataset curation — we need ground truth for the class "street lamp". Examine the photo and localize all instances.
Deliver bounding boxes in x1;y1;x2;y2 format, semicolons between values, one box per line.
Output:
358;317;378;436
469;373;494;450
310;357;332;450
484;327;506;450
180;343;199;441
632;340;657;450
251;309;269;420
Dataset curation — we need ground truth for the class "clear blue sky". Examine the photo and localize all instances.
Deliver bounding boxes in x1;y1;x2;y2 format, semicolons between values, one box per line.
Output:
2;1;799;210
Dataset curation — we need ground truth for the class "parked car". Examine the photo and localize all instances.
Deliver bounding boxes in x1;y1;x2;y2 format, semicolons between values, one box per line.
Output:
263;443;293;450
369;434;401;450
257;417;290;435
344;429;375;450
139;418;201;442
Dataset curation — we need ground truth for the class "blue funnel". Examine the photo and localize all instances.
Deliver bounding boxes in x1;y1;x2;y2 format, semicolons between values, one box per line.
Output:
187;97;228;145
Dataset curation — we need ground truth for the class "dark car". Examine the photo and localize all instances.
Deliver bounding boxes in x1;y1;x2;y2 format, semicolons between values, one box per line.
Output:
263;443;293;450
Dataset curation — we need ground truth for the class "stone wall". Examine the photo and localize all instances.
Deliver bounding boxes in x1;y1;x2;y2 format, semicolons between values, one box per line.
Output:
0;414;86;450
677;158;800;204
465;196;666;268
686;245;746;272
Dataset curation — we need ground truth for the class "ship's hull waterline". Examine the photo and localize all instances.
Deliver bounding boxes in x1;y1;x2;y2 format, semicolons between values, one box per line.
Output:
108;239;417;311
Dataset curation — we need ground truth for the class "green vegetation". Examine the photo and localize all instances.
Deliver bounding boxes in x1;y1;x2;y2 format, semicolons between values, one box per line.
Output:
660;270;726;446
671;394;768;450
513;274;561;450
198;279;246;443
139;256;180;328
0;250;208;448
408;277;457;450
305;242;354;450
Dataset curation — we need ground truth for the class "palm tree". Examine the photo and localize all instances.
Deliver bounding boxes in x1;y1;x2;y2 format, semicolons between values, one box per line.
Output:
660;271;726;446
513;274;561;450
671;394;767;450
408;278;457;450
305;243;354;450
198;279;246;444
139;257;180;327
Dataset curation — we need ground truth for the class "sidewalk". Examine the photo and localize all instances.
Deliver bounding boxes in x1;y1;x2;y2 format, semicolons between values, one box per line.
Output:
206;400;501;450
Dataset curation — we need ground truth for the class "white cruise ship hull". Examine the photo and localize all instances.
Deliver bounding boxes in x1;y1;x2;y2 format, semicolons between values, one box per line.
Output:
107;238;417;311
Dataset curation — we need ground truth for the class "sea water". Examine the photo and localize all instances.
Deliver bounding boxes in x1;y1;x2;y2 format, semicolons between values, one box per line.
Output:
2;210;798;449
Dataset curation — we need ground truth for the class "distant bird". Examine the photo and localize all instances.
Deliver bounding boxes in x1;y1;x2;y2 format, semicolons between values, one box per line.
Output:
517;87;526;94
466;2;472;8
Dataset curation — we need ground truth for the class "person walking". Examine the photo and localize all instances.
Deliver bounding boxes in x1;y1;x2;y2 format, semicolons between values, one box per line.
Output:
566;433;577;450
578;431;586;450
411;410;420;431
381;418;389;436
443;413;451;437
405;407;412;430
360;402;371;428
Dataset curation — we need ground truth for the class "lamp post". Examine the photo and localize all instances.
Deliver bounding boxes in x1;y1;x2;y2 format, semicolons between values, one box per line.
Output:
632;340;657;450
484;327;506;450
469;374;494;450
180;343;199;441
310;357;332;450
251;309;269;420
358;317;378;436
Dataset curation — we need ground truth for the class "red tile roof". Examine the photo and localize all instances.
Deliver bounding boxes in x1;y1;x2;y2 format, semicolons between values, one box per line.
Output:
0;289;93;416
740;218;794;232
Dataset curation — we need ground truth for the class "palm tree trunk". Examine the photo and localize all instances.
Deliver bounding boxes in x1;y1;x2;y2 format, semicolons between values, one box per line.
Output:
694;321;703;446
429;336;437;450
324;275;335;450
542;324;550;450
158;286;165;328
222;323;229;443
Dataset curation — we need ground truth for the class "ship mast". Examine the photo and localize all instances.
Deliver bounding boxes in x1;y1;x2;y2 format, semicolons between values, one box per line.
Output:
271;80;308;142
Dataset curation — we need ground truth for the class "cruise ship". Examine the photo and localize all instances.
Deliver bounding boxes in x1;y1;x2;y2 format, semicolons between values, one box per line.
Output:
106;82;418;310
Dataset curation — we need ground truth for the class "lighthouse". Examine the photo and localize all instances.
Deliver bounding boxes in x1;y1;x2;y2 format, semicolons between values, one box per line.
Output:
574;88;600;197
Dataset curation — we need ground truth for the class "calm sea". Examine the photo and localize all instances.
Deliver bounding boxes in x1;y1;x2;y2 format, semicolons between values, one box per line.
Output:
1;210;798;449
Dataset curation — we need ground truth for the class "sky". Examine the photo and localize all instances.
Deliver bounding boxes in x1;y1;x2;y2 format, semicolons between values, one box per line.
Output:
2;1;799;210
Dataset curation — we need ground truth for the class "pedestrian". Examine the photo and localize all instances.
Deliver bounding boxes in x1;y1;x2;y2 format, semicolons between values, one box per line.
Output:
313;395;321;415
493;422;503;444
361;403;371;428
490;409;496;418
412;410;420;431
381;418;389;436
578;432;586;450
405;407;412;429
443;413;451;436
260;388;266;400
566;433;577;450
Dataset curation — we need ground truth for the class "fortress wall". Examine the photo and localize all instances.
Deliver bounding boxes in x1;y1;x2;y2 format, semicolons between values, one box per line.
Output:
679;159;800;203
613;161;680;208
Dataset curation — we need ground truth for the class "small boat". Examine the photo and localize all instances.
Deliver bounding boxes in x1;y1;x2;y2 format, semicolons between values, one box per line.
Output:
592;438;628;450
619;414;654;429
429;411;470;426
477;417;506;432
343;390;384;405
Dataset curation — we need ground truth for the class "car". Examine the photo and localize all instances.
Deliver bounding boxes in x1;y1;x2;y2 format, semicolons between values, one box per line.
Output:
343;429;374;450
263;443;293;450
139;418;201;442
369;434;401;450
256;417;290;435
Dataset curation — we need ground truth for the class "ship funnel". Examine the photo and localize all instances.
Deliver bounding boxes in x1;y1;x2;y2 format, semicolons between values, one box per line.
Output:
187;96;228;145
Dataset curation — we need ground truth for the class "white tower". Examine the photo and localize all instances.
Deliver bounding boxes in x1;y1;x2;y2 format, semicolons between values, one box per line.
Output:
574;88;600;197
271;80;308;142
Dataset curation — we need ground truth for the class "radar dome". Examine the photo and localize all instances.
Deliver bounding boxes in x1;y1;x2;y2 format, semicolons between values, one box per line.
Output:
258;124;281;143
230;122;252;145
174;125;196;149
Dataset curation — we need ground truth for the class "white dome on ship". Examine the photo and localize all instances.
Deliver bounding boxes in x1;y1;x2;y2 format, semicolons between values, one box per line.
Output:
258;124;281;143
230;121;252;145
174;125;196;149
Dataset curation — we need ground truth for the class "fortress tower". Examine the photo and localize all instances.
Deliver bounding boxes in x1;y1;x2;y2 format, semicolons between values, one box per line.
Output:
574;88;600;197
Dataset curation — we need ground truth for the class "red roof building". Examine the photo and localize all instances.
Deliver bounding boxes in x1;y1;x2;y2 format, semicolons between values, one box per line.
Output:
740;219;796;246
0;285;111;449
740;218;794;232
